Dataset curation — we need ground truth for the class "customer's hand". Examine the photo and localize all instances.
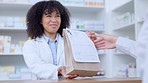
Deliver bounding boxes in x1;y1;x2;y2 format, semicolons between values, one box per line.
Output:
86;31;118;49
86;31;97;41
94;34;118;49
57;66;78;79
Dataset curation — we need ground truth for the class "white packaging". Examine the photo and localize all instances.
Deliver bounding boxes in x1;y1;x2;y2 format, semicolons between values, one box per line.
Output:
0;45;2;53
11;44;15;53
70;18;79;30
9;73;21;80
14;23;24;28
14;44;21;53
84;0;104;7
0;17;6;27
20;68;31;73
6;17;14;27
3;66;15;73
0;72;9;80
84;21;94;30
121;12;131;26
117;65;128;78
127;63;136;77
0;36;4;53
3;36;11;53
131;13;135;23
128;68;136;77
21;73;32;80
64;0;84;6
94;22;104;31
84;21;104;31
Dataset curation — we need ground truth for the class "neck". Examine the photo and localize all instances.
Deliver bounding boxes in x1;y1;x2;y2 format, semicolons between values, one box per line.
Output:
45;32;57;40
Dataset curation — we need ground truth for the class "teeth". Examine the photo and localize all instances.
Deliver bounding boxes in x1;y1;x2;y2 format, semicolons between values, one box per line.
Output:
50;25;57;28
50;24;56;25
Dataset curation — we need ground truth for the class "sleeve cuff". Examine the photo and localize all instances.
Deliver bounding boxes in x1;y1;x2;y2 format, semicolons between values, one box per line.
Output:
116;37;131;49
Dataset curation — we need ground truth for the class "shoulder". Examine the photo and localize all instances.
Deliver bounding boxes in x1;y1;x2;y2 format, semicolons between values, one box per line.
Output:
23;39;37;49
24;36;45;45
24;39;36;45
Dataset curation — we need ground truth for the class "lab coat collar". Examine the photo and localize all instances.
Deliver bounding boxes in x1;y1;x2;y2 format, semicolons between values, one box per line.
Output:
34;34;64;65
43;33;59;43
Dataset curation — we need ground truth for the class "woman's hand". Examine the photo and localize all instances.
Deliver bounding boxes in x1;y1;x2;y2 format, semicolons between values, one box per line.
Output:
57;66;78;79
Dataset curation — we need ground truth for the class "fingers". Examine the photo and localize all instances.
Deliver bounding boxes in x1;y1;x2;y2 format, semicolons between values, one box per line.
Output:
93;38;106;49
93;37;103;43
57;66;66;76
63;74;78;79
96;44;106;49
95;43;106;50
86;31;96;41
58;66;78;79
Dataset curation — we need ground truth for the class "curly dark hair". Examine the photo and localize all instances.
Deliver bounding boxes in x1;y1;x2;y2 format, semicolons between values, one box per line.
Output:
26;0;70;39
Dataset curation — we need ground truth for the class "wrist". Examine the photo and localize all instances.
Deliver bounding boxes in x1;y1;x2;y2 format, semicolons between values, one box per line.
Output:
112;36;118;48
112;36;118;43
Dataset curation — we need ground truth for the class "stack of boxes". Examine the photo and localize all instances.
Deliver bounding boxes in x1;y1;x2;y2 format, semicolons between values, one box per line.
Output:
84;0;104;7
114;12;135;28
0;35;24;54
0;0;105;7
70;19;104;31
0;17;26;29
0;66;33;80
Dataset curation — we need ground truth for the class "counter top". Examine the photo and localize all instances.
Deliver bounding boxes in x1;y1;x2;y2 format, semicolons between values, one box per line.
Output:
0;77;142;83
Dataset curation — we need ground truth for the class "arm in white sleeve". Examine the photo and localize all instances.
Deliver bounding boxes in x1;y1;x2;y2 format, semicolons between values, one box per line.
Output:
137;11;148;81
116;37;137;58
23;40;59;80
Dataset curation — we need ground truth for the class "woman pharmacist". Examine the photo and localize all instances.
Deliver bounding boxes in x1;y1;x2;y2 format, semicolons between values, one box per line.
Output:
87;11;148;83
23;0;77;80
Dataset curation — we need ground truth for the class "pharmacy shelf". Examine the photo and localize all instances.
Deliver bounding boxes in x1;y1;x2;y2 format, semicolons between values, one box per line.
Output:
112;0;134;13
113;52;125;55
109;0;147;77
66;5;104;13
113;22;135;31
111;49;125;55
114;53;136;61
98;53;106;55
73;29;104;32
0;53;23;56
0;27;26;31
0;2;32;12
137;19;144;24
0;2;104;14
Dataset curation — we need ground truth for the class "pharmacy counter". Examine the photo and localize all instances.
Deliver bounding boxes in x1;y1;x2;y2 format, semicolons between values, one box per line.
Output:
0;78;141;83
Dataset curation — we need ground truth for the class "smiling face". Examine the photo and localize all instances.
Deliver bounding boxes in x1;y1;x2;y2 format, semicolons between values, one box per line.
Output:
41;10;61;37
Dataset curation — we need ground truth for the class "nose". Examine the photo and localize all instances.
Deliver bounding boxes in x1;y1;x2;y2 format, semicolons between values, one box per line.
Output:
51;17;56;22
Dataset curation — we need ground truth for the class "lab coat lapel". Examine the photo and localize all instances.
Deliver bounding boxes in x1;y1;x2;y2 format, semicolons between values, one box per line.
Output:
37;36;53;63
57;36;64;64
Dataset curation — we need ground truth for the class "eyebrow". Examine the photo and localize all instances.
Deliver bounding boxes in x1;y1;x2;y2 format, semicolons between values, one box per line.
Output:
44;11;60;15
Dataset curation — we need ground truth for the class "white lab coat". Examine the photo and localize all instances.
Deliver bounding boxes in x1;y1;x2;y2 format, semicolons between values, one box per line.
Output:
137;12;148;83
116;12;148;83
23;34;65;80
